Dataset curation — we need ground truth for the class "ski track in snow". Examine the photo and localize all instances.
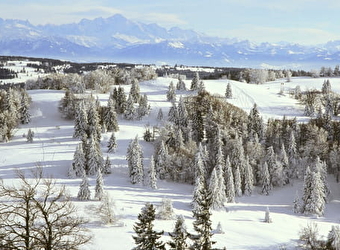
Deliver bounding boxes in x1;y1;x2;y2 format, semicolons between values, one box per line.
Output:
1;76;340;249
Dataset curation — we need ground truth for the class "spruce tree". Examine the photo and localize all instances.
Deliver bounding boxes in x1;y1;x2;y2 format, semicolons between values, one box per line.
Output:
190;72;200;91
157;198;175;220
247;103;263;141
73;101;88;139
107;132;118;153
168;215;189;250
167;81;176;102
97;192;117;225
155;140;169;180
87;98;101;142
243;156;254;196
77;170;91;201
137;94;150;119
130;79;141;103
87;135;104;176
157;108;164;121
176;77;186;91
327;225;340;250
225;82;232;99
72;143;86;177
26;128;34;143
19;90;31;124
132;203;165;250
116;86;127;114
95;169;104;201
103;155;112;174
148;155;157;189
209;165;227;210
127;136;144;185
190;183;215;250
234;165;242;197
124;94;136;120
260;162;271;195
224;156;235;203
104;98;119;132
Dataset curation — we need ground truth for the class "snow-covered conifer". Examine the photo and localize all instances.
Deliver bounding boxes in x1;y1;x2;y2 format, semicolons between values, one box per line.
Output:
104;98;119;132
243;156;254;196
130;79;141;103
224;156;235;203
148;155;157;189
293;191;301;214
19;90;31;124
168;215;189;250
26;128;34;143
234;165;242;197
215;222;225;234
87;135;104;176
116;86;127;114
167;81;176;102
176;77;186;91
73;100;88;139
225;82;232;99
95;169;104;201
247;103;264;141
132;203;165;250
260;162;271;195
124;94;136;120
157;198;176;220
155;140;169;180
103;155;112;175
197;80;205;94
137;94;150;119
107;132;117;153
72;143;86;177
177;96;188;128
168;102;179;124
77;170;91;201
264;207;272;223
157;108;164;121
87;98;101;142
190;72;200;91
327;225;340;250
126;136;144;185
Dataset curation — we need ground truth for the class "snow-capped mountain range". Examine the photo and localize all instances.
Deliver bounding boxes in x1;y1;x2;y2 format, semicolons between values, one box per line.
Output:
1;14;340;68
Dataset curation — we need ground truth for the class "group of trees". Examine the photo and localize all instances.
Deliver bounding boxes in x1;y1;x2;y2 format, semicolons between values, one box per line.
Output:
26;66;157;93
0;87;31;142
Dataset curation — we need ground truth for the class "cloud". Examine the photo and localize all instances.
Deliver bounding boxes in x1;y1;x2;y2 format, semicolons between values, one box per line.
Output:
132;12;187;27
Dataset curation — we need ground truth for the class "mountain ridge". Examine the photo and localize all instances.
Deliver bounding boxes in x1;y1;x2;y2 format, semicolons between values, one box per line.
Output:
0;14;339;68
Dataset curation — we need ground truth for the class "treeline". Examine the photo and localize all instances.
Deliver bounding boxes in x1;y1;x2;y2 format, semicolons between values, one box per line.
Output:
26;66;157;93
0;67;17;79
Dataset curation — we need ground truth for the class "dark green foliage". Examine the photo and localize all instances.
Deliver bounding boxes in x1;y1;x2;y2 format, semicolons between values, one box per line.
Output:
132;203;165;250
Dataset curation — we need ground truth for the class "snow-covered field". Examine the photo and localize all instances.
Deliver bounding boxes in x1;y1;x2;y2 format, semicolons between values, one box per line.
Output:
1;72;340;249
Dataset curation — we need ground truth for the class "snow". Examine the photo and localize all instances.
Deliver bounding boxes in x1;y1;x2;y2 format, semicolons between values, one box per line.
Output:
1;72;340;249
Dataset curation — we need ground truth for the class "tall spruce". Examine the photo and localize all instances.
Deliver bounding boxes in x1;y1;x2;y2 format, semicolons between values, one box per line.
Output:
224;156;235;203
168;215;190;250
127;136;144;185
95;169;104;201
132;203;165;250
107;132;118;153
148;155;158;189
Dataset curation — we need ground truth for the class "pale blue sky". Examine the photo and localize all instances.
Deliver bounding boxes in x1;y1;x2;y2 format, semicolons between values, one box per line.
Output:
0;0;339;44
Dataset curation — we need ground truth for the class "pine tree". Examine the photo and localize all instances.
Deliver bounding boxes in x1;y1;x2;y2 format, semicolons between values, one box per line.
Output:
287;130;298;178
26;128;34;143
266;146;284;187
260;162;271;195
95;170;104;201
280;143;290;185
224;156;235;203
264;207;272;223
87;98;101;142
215;222;225;234
168;102;179;125
127;136;144;185
167;81;177;102
197;80;205;94
148;155;157;189
157;198;176;220
190;72;200;91
130;79;141;103
72;143;86;177
132;203;165;250
168;215;189;250
243;156;254;196
190;183;215;250
234;165;242;197
77;170;91;200
116;86;127;114
209;165;227;210
19;90;31;124
87;135;104;176
155;140;169;180
177;96;189;128
137;94;150;119
157;108;164;121
104;98;119;132
124;94;136;120
176;77;186;91
225;82;232;99
247;103;264;141
103;155;112;174
73;101;88;139
293;191;301;214
107;132;118;153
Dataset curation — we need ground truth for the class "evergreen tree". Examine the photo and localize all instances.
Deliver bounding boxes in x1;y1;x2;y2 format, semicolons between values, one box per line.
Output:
137;94;150;119
215;222;225;234
209;165;227;210
130;79;141;103
280;143;290;185
97;192;117;225
77;170;91;200
264;207;272;223
266;146;284;187
116;86;127;114
157;198;176;220
149;155;157;189
95;169;104;201
155;141;169;180
287;130;298;178
124;94;136;120
247;103;264;141
190;183;215;250
176;77;186;91
197;80;205;94
167;81;177;102
107;132;118;153
26;128;34;143
301;167;326;216
86;135;104;176
157;108;164;121
243;156;254;196
293;191;301;214
72;143;86;177
132;203;165;250
104;98;119;132
234;165;242;197
127;136;144;185
224;156;235;203
177;96;189;128
168;102;179;125
73;100;88;139
168;215;189;250
225;82;232;99
260;162;271;195
19;90;31;124
190;72;200;91
87;98;101;142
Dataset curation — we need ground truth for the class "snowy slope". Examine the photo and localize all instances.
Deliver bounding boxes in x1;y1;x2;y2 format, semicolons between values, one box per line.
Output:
0;76;340;249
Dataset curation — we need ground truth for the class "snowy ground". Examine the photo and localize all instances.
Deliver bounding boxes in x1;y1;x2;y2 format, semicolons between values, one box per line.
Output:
1;73;340;249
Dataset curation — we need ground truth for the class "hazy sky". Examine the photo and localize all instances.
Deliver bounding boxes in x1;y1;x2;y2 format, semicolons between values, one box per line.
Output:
1;0;339;45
